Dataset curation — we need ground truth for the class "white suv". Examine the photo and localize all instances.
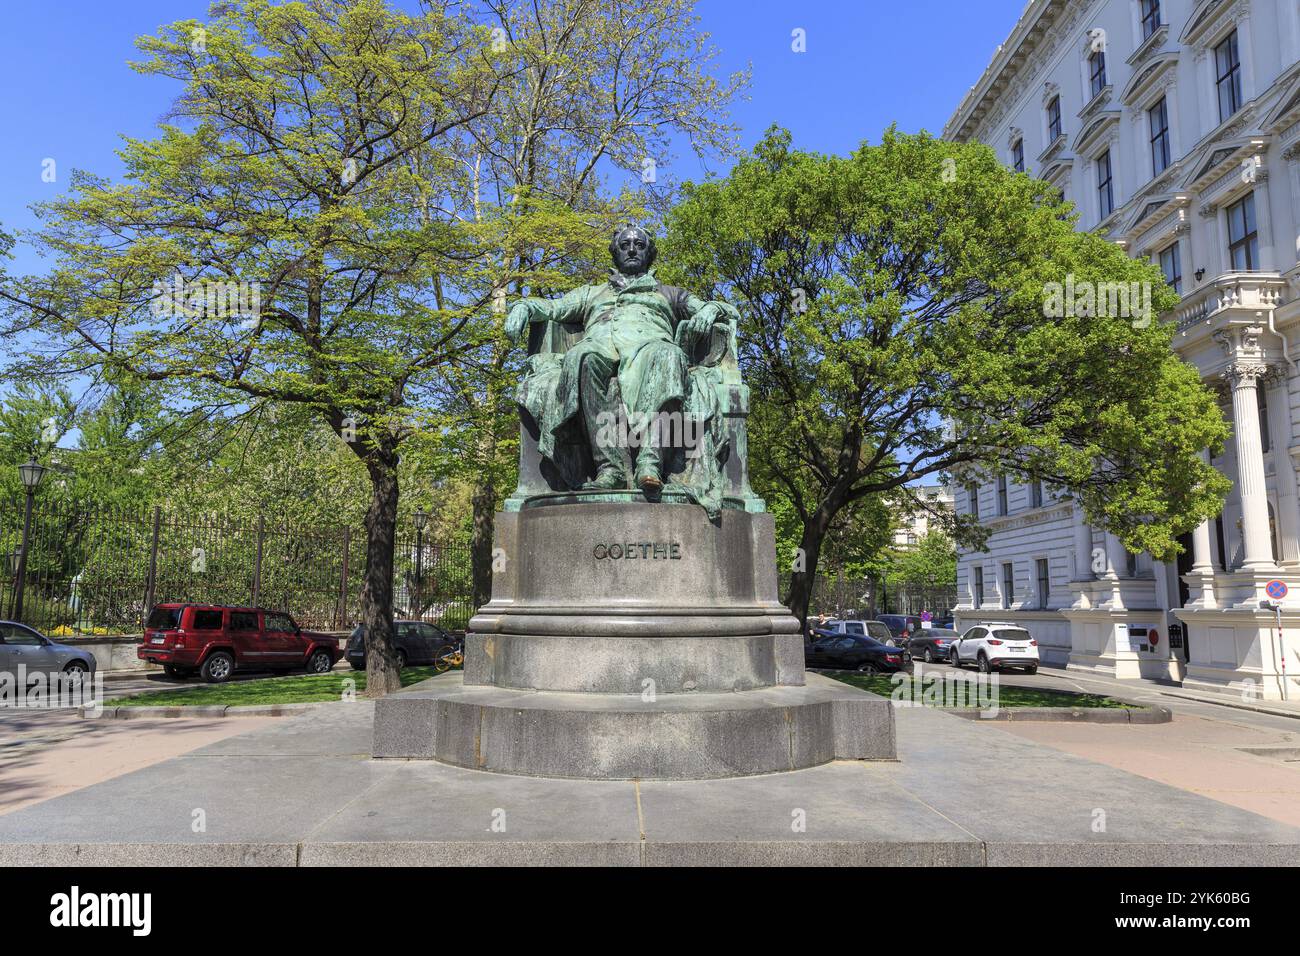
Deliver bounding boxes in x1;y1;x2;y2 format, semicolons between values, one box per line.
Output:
950;622;1039;674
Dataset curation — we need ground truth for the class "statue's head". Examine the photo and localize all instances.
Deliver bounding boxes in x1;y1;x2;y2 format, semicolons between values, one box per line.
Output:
609;226;656;276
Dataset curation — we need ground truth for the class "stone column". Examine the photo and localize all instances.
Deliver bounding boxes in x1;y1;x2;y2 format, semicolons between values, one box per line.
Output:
1285;144;1300;244
1265;371;1300;564
1227;363;1277;570
1237;8;1258;103
1105;532;1128;578
1198;204;1222;276
1186;451;1217;607
1250;167;1276;271
1072;501;1094;580
1194;47;1214;140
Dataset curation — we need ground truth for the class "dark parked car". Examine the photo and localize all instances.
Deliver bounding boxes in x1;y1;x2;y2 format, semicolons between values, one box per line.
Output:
0;621;96;676
804;633;910;674
875;614;923;640
906;627;960;663
345;620;457;670
138;604;340;683
810;618;898;645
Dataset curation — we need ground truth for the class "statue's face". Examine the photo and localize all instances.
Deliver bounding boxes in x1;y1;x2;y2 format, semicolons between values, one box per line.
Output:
611;228;654;276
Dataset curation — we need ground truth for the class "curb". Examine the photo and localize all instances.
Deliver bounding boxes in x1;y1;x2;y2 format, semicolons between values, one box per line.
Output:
939;704;1172;723
1156;690;1300;721
83;702;328;719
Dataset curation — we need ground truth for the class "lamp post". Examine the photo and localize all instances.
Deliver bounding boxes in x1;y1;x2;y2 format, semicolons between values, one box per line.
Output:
6;550;20;619
13;458;46;623
413;510;428;620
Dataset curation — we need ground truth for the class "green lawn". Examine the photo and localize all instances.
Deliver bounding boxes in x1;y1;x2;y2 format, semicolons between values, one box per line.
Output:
108;666;445;707
826;672;1135;708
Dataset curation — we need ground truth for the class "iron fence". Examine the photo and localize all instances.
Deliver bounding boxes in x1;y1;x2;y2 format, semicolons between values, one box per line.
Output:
0;496;473;636
782;569;958;622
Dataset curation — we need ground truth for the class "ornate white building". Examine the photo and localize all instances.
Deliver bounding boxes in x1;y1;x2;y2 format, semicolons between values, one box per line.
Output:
892;483;954;549
944;0;1300;699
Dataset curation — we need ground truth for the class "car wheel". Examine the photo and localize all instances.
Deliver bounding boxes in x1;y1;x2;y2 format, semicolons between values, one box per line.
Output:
923;648;934;663
162;664;186;679
977;653;991;674
200;651;234;684
349;660;365;671
1025;665;1038;675
63;659;90;677
306;650;333;674
856;661;879;675
395;649;408;670
949;649;961;668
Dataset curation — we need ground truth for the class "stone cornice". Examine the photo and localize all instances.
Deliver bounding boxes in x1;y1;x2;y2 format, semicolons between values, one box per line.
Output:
981;502;1073;534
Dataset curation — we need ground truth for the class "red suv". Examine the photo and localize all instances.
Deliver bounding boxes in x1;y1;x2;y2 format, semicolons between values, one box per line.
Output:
138;604;341;683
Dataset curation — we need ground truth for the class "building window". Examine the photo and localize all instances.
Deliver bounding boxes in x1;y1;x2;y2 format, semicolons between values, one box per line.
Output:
1149;97;1170;175
1226;192;1258;271
1036;558;1050;609
1097;149;1114;219
1012;138;1025;173
967;483;980;520
973;566;984;609
1140;0;1162;41
1215;30;1242;122
1047;95;1062;142
1158;241;1182;294
1088;50;1108;99
996;475;1009;515
1030;479;1043;509
1258;384;1270;454
1002;562;1015;609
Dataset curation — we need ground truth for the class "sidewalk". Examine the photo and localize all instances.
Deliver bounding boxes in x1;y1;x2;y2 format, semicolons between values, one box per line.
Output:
0;684;1297;866
996;664;1300;720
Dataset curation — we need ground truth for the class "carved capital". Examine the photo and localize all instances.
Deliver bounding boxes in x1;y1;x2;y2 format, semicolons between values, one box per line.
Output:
1224;362;1271;388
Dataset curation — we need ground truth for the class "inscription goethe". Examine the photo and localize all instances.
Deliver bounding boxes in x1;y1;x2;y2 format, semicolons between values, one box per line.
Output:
593;542;682;560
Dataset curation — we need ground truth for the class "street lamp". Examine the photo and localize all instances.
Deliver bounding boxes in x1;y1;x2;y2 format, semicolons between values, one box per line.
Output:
13;458;46;623
413;510;428;620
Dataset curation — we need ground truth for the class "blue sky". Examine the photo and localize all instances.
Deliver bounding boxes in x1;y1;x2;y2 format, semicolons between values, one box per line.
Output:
0;0;1026;274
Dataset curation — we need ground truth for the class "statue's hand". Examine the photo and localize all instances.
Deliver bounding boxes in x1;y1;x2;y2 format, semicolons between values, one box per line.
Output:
505;302;531;342
683;305;721;342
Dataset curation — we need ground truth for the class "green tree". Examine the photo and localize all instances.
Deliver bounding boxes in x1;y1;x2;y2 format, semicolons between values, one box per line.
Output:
662;126;1230;628
0;0;505;696
883;531;957;590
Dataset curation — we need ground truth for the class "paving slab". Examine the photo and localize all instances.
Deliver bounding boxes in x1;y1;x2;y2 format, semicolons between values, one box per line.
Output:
0;700;1296;866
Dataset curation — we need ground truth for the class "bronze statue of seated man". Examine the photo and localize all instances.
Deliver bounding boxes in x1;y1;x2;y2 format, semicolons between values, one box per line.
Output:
506;227;737;507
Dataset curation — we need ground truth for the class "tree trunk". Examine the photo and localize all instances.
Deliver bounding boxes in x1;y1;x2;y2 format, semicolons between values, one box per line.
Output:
469;409;501;612
361;452;402;699
783;502;838;635
470;478;495;611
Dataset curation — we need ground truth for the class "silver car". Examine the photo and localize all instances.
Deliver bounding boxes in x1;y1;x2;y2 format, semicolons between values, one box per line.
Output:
0;621;96;676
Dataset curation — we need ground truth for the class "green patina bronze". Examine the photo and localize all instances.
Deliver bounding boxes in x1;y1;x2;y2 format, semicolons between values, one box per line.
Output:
505;227;760;518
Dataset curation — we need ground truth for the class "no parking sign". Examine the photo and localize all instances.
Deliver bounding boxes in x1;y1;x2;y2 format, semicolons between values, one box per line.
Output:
1267;580;1289;601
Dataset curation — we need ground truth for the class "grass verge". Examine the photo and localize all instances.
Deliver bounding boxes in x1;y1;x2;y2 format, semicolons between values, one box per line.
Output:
824;671;1135;708
107;666;445;707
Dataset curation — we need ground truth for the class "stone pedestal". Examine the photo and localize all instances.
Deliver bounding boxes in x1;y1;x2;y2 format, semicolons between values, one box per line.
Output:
373;497;896;778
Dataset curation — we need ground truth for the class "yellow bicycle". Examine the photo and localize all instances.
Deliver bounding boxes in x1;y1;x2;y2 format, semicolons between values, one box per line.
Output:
433;643;464;673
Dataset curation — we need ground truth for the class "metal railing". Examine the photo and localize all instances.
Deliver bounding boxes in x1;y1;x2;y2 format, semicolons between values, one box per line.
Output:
0;496;473;636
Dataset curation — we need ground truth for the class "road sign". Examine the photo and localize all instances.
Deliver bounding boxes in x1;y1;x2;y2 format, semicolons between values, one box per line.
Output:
1266;580;1288;600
